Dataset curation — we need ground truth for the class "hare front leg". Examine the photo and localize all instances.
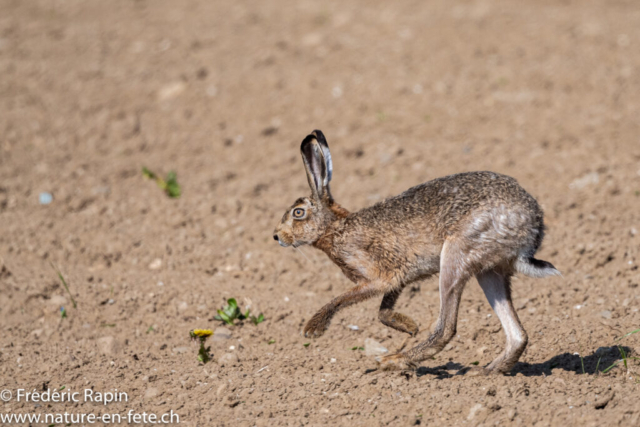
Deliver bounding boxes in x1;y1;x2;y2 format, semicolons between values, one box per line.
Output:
476;269;528;374
378;241;470;370
378;287;419;336
303;282;386;338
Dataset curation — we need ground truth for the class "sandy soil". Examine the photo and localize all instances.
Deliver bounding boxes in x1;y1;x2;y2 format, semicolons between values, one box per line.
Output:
1;0;640;425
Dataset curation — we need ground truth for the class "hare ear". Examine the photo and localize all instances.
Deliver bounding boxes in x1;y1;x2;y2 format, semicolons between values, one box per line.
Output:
301;131;332;201
311;130;333;183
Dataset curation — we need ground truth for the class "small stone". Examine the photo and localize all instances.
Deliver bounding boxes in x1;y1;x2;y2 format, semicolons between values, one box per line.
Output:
177;301;188;312
218;352;239;367
467;403;483;420
216;384;227;396
157;81;186;101
97;336;120;355
569;172;599;190
364;338;388;357
148;258;162;270
507;408;516;421
477;346;488;356
39;192;53;205
600;310;612;319
212;327;232;342
172;346;189;354
144;388;159;400
347;325;359;331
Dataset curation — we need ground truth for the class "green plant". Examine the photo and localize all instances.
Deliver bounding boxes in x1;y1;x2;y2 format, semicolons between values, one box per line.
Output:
351;346;364;351
303;343;310;347
60;307;67;319
190;329;213;364
51;263;77;309
250;313;265;325
615;329;640;342
214;298;247;325
268;339;275;345
600;329;640;376
142;167;181;198
214;298;264;326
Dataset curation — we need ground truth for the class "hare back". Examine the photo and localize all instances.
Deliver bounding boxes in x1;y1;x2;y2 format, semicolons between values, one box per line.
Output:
332;171;546;284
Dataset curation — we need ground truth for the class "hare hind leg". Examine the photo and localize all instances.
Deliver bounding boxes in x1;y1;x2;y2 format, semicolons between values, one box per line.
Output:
378;241;470;370
379;286;419;336
476;269;528;374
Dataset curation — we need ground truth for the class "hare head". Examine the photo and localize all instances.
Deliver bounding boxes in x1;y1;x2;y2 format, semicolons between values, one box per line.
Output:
273;130;346;248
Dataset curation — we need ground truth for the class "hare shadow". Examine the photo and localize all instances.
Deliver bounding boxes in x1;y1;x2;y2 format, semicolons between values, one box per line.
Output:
510;346;632;377
365;346;631;378
416;361;465;379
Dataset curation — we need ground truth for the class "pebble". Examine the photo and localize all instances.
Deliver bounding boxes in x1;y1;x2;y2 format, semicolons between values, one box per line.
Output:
144;388;159;400
467;403;483;420
148;258;162;270
97;336;120;355
212;327;232;342
218;352;239;367
364;338;388;357
600;310;612;319
569;172;599;190
157;81;185;101
39;192;53;205
172;347;189;354
347;325;359;331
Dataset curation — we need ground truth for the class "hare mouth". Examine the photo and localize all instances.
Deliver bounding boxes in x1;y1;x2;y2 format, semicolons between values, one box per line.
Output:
278;239;290;248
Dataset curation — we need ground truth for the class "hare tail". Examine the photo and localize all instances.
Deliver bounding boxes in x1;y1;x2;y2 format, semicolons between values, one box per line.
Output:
515;256;561;278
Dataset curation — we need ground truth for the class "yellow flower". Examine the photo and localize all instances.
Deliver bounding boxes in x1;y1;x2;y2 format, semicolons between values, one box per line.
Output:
191;329;213;338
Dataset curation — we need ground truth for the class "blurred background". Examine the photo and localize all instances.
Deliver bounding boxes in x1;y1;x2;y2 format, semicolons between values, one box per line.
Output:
1;0;639;425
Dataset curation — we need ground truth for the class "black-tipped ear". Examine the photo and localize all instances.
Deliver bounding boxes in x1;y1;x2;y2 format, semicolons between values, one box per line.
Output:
301;131;332;201
311;130;332;183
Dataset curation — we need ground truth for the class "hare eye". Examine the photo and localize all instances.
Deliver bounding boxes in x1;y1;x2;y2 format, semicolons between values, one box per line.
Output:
292;208;305;219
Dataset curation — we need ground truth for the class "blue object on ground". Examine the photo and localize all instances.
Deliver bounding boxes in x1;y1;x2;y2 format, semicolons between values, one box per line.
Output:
39;192;53;205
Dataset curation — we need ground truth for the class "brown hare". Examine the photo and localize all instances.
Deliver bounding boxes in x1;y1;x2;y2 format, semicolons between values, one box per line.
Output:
273;130;560;374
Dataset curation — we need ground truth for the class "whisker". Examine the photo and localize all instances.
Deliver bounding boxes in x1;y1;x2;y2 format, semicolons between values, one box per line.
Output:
294;246;313;264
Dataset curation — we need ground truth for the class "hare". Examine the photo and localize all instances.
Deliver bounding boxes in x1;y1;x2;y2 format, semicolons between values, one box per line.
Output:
273;130;560;374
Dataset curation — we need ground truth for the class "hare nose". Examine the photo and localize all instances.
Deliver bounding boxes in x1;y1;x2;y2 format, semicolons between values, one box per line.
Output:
273;234;279;241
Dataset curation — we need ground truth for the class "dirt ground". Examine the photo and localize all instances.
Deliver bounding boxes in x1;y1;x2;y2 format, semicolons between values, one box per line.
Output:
1;0;640;425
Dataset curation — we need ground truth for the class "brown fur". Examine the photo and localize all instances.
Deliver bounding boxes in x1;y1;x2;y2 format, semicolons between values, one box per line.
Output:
273;130;560;374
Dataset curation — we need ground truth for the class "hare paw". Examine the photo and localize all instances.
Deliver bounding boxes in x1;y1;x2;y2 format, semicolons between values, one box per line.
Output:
303;314;330;338
376;353;415;371
379;310;419;336
464;365;495;377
